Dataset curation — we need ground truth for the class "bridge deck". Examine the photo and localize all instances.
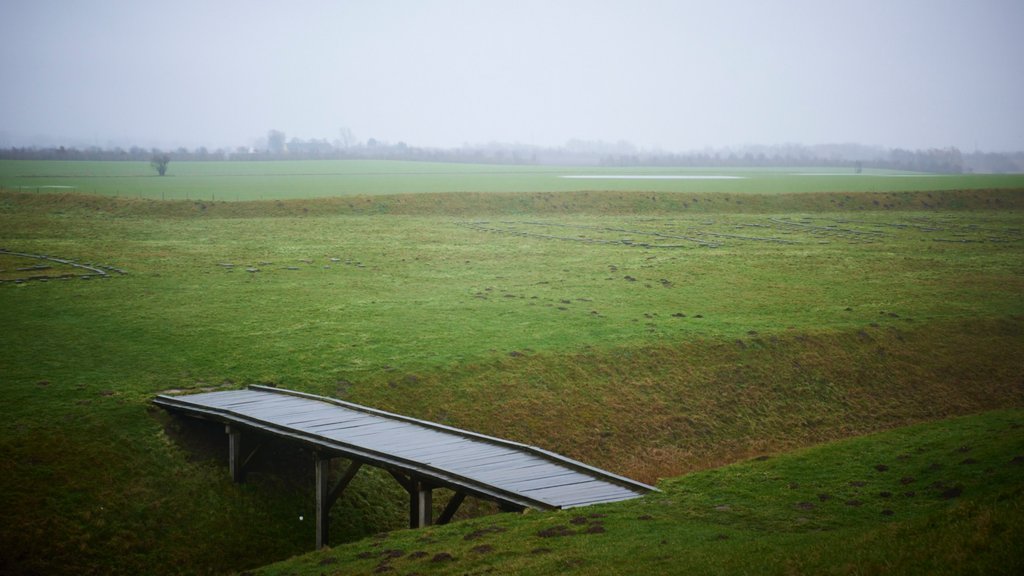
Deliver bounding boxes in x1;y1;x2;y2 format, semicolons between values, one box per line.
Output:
154;385;655;512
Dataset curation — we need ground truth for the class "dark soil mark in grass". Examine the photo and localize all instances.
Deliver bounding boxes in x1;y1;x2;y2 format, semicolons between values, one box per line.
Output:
470;545;495;554
537;525;575;538
939;486;963;499
874;464;890;472
845;500;863;507
849;480;867;487
818;493;833;502
530;548;552;555
961;458;979;465
408;551;429;559
1010;456;1024;465
795;502;816;511
881;509;895;516
430;552;455;562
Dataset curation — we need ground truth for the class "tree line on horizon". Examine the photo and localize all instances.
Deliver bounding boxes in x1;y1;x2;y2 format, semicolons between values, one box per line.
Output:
1;135;1021;174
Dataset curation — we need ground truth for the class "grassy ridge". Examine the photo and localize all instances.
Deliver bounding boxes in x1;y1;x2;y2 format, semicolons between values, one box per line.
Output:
1;188;1022;574
3;187;1024;217
251;410;1024;576
3;159;1024;200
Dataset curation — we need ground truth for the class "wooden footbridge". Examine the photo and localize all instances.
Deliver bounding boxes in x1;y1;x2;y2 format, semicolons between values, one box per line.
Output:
154;385;656;548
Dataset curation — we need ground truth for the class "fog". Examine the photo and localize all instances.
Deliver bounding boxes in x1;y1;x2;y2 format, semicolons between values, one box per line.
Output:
2;0;1022;152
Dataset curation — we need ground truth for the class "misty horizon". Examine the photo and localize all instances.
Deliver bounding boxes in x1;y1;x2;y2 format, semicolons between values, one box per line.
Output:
2;0;1023;153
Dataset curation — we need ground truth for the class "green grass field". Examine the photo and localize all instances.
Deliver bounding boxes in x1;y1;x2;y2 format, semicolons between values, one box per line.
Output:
1;161;1022;575
3;159;1024;200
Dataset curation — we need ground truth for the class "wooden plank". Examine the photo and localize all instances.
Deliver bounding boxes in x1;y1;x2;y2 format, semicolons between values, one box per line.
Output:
321;423;416;443
232;400;331;418
496;471;585;491
456;457;552;479
312;417;396;436
554;489;642;508
559;492;643;508
447;454;548;474
278;407;355;425
351;425;453;446
426;453;527;473
404;439;508;460
522;481;640;506
334;421;420;439
546;483;639;502
286;415;358;429
520;478;613;497
422;446;521;467
472;462;575;483
181;391;254;405
197;391;299;407
376;438;476;459
300;413;382;430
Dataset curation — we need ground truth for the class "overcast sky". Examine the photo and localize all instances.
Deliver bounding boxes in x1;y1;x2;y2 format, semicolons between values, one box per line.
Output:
2;0;1022;152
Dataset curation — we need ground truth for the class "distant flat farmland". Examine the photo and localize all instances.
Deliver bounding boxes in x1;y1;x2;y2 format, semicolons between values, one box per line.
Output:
1;159;1022;200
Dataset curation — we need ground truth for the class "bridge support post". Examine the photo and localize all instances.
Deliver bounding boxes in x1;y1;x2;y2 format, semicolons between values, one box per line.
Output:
315;454;362;549
409;478;433;529
226;425;245;483
315;453;331;549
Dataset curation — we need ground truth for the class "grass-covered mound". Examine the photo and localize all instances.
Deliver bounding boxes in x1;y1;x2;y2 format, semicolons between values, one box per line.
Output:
248;410;1024;576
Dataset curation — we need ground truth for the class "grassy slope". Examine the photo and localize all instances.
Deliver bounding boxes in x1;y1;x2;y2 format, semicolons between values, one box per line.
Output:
252;410;1024;576
1;186;1022;575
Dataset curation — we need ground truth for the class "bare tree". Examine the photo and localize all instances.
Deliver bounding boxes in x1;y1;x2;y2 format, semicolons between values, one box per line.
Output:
150;153;171;176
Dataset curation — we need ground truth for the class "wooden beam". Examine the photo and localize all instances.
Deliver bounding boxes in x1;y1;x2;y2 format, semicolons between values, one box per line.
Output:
436;491;466;525
241;441;263;470
327;461;362;509
315;454;331;549
387;469;411;492
498;501;526;513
